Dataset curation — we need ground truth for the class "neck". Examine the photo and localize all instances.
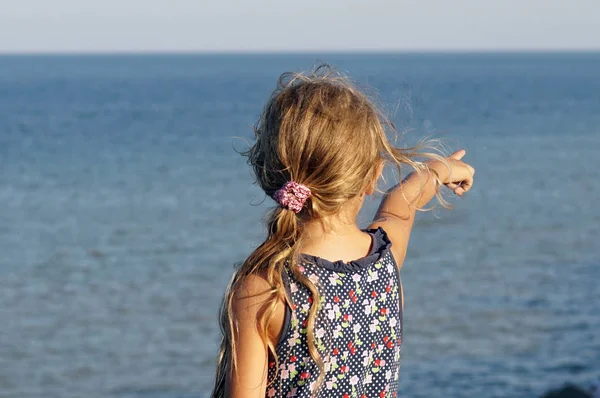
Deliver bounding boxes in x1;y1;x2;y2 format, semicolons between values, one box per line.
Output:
301;195;364;241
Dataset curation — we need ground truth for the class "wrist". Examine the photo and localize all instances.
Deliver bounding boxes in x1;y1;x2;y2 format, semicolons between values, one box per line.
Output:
425;160;449;184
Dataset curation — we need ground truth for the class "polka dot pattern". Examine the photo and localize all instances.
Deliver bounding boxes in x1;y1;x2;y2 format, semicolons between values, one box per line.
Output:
266;228;403;398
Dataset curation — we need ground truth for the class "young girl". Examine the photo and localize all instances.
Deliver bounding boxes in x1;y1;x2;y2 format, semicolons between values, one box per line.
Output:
211;66;474;398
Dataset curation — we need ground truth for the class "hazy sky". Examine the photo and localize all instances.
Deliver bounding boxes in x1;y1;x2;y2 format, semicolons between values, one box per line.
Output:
1;0;599;52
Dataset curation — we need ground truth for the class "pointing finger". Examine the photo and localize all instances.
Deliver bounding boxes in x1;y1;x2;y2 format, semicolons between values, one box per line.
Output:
449;149;466;160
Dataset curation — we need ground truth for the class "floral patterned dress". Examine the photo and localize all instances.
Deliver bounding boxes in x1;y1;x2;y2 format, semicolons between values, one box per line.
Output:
266;227;403;398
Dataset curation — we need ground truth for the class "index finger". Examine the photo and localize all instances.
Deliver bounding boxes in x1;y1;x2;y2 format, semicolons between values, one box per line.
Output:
449;149;466;160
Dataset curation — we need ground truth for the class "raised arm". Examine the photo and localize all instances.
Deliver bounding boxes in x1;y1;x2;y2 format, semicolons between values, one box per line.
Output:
369;149;475;267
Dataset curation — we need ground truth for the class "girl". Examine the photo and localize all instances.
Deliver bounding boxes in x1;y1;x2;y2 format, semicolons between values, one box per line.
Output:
211;66;475;398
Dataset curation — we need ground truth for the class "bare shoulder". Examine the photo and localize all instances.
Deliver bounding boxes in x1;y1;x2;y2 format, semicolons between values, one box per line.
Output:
230;267;287;347
231;269;275;315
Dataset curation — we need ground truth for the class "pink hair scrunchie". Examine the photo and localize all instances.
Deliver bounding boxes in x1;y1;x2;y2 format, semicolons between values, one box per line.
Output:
273;181;311;213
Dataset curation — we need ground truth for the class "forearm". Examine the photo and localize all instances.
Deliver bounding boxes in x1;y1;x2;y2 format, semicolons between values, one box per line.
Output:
376;161;447;220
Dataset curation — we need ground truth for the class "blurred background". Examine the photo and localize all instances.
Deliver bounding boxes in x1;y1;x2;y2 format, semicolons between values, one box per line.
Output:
1;1;599;398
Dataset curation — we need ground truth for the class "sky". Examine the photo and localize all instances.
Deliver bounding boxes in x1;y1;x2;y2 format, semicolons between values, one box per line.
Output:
0;0;599;53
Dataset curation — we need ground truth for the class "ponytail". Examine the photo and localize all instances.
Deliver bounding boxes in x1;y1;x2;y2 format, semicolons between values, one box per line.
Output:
211;205;325;397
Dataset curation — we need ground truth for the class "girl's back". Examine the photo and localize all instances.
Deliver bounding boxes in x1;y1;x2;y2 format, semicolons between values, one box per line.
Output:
211;66;475;398
268;227;402;397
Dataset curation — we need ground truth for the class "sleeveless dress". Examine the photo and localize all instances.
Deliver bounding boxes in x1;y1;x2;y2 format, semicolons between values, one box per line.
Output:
266;227;403;398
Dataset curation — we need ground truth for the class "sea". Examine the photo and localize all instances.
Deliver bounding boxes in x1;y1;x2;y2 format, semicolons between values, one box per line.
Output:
0;53;599;398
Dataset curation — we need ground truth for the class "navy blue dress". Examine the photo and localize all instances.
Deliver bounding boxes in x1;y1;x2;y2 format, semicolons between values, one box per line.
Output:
266;227;403;398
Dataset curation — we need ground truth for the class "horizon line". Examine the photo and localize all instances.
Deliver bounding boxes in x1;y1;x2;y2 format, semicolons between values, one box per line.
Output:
1;48;599;56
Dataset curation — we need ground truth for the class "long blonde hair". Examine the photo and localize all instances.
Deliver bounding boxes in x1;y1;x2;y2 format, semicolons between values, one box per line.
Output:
211;65;446;397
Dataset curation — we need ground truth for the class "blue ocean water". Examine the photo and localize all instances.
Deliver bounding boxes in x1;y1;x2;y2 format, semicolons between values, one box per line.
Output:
0;53;599;398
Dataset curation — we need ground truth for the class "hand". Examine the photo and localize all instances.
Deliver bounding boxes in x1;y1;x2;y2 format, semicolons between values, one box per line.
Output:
428;149;475;197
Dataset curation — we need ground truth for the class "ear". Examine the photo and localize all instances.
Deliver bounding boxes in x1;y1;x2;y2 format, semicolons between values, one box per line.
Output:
365;160;384;196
